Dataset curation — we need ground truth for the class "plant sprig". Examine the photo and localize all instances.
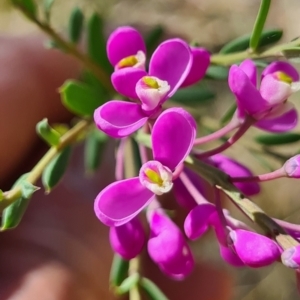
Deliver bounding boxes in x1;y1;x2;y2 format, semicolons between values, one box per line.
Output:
0;120;90;210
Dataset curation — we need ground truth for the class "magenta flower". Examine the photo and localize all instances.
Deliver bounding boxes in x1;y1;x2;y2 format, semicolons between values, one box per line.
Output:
107;26;210;91
229;59;300;132
94;38;192;138
148;210;194;280
94;108;196;226
209;154;260;196
109;217;146;260
95;27;210;138
229;229;281;268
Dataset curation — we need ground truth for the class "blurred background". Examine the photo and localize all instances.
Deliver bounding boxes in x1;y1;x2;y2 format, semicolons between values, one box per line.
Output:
2;0;300;299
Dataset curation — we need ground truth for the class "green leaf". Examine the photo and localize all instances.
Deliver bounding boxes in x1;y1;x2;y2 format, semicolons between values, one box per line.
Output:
36;118;61;146
220;103;237;125
282;47;300;63
60;80;104;116
219;29;283;54
12;0;37;18
0;190;3;201
109;254;129;287
42;146;72;193
139;277;169;300
116;273;140;295
145;25;164;53
249;0;271;50
171;86;215;105
68;7;84;44
205;65;228;80
87;13;112;74
43;0;55;22
20;181;39;199
81;71;108;98
84;129;108;173
2;173;35;230
255;133;300;145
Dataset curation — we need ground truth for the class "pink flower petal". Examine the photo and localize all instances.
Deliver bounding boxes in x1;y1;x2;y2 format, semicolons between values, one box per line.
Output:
111;68;147;99
210;154;260;196
229;65;267;116
184;204;216;240
260;74;292;106
109;217;146;260
149;39;192;97
181;47;210;88
152;108;196;170
262;61;299;82
94;101;148;138
107;26;146;66
148;211;194;280
94;177;155;226
255;108;298;132
239;59;257;87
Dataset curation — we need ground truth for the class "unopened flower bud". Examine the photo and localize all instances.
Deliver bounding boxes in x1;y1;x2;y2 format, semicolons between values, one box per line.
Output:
148;210;194;280
229;229;281;268
282;246;300;269
109;217;146;260
184;203;216;240
284;155;300;178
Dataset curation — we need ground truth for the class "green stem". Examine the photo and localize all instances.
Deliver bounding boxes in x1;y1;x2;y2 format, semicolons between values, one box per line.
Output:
250;0;271;51
211;37;300;66
129;258;141;300
13;3;114;92
1;120;90;210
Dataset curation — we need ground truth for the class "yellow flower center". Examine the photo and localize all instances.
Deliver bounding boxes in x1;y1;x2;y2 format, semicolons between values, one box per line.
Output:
143;76;160;89
276;71;293;84
144;168;163;186
117;55;138;68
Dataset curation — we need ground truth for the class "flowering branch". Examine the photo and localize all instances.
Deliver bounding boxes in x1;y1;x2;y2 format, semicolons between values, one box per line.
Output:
185;156;299;249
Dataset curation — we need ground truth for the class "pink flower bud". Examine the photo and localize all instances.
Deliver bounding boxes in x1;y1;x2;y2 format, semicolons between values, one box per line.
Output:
109;217;146;260
148;210;194;280
229;229;281;268
284;155;300;178
184;203;216;240
281;246;300;269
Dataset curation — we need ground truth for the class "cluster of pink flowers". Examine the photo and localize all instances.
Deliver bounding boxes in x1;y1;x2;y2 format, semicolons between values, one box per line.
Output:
93;26;300;280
